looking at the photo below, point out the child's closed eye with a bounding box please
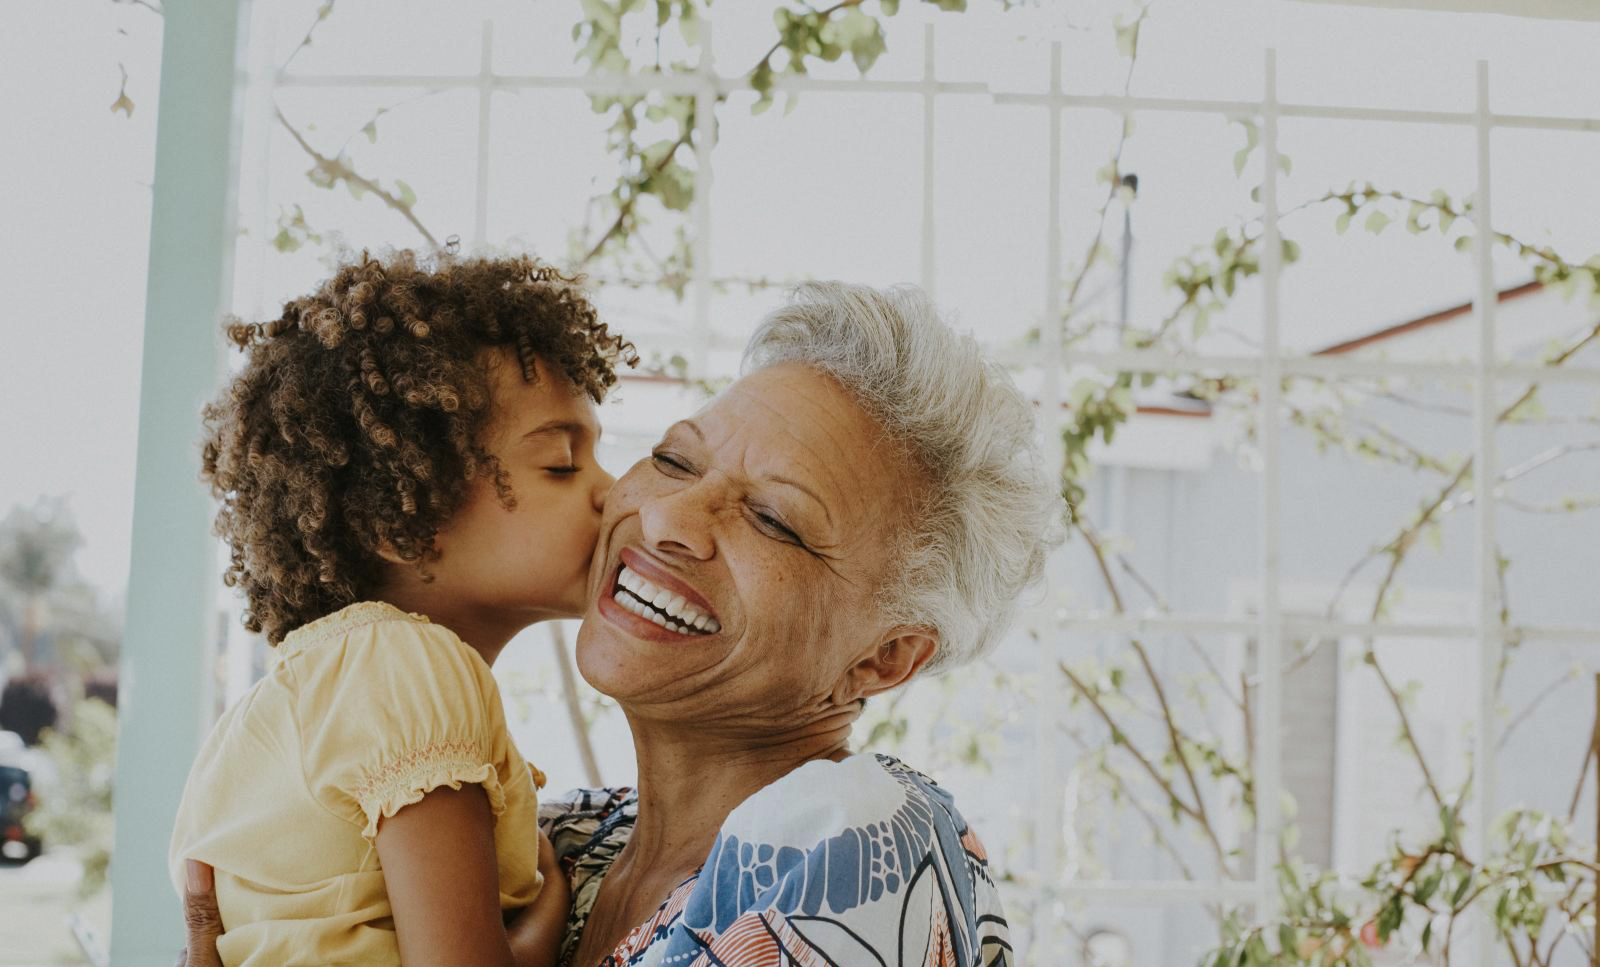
[545,465,580,475]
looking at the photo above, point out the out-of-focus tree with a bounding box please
[0,497,83,673]
[28,698,117,897]
[0,676,59,746]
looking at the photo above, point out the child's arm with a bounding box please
[377,784,560,967]
[506,831,572,966]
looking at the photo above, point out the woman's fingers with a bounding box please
[182,860,225,967]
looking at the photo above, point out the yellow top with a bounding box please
[169,601,545,967]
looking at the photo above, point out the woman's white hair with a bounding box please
[743,281,1063,674]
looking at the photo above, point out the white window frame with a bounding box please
[1287,0,1600,21]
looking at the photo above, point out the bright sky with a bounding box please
[2,0,1598,602]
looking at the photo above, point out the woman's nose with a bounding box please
[638,483,716,561]
[592,466,615,513]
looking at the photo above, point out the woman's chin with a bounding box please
[575,600,727,702]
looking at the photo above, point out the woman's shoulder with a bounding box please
[723,752,972,845]
[668,754,1010,964]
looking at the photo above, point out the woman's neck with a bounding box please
[615,710,857,878]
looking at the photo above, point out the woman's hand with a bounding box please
[506,830,572,967]
[177,860,224,967]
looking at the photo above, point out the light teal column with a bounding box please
[109,1,250,964]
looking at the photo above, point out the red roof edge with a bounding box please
[1312,280,1543,356]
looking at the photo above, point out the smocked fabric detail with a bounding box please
[352,738,505,840]
[277,601,431,660]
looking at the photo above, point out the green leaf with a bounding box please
[1276,924,1296,955]
[825,9,887,74]
[751,60,775,95]
[1415,870,1442,905]
[1336,210,1352,234]
[394,178,417,209]
[1277,153,1292,176]
[1114,17,1141,58]
[881,0,900,12]
[641,138,680,168]
[924,0,967,10]
[1455,234,1475,253]
[654,163,694,211]
[1364,210,1391,234]
[362,120,378,143]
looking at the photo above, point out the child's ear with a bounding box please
[374,538,431,567]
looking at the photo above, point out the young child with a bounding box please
[169,250,634,967]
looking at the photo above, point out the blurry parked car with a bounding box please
[0,762,41,863]
[0,729,45,863]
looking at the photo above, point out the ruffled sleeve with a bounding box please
[293,615,518,842]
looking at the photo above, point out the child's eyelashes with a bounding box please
[545,465,580,476]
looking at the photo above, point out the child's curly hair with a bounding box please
[201,250,636,645]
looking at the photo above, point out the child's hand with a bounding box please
[507,831,572,967]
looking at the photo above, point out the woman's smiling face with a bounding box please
[576,363,935,731]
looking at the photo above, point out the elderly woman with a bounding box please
[182,281,1059,966]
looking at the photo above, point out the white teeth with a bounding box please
[613,564,720,635]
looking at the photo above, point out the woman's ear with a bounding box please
[834,628,939,705]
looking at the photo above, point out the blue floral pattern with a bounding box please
[540,754,1012,967]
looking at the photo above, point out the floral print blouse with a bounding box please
[539,753,1013,967]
